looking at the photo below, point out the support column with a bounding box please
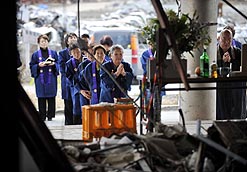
[179,0,218,121]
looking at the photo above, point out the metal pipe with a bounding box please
[195,135,247,165]
[222,0,247,20]
[77,0,80,37]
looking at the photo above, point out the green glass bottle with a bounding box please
[200,49,209,77]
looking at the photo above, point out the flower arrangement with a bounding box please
[141,9,211,57]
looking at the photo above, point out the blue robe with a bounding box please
[140,48,154,76]
[29,49,59,98]
[140,48,166,96]
[75,58,92,107]
[232,39,242,49]
[82,60,107,104]
[58,48,72,100]
[99,60,134,103]
[65,57,81,117]
[104,54,111,61]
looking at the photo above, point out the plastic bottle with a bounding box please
[200,49,209,77]
[210,60,218,78]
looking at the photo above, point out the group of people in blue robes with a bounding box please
[30,33,134,124]
[69,42,134,123]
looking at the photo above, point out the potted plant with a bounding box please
[141,9,212,79]
[141,9,211,57]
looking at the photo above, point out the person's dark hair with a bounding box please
[37,34,49,43]
[81,33,90,39]
[93,44,106,55]
[223,25,235,37]
[68,42,80,52]
[64,33,77,47]
[77,37,89,51]
[100,35,113,47]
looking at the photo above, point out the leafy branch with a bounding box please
[141,9,211,57]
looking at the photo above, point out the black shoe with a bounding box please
[48,118,52,121]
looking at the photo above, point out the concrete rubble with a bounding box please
[58,120,247,172]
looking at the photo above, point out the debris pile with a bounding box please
[59,120,247,172]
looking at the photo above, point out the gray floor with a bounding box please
[45,108,213,140]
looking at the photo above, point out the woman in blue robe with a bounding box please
[100,44,134,103]
[58,32,78,125]
[29,34,59,121]
[79,44,107,104]
[75,43,95,107]
[65,43,83,125]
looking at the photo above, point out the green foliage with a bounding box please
[141,9,211,57]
